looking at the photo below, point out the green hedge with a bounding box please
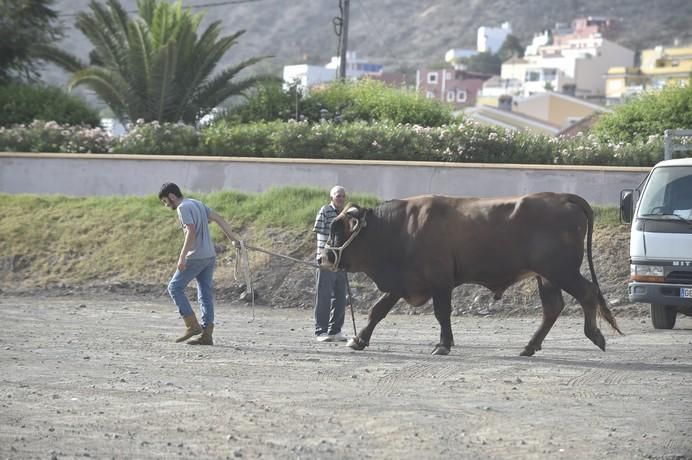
[221,79,455,127]
[0,83,100,127]
[0,119,668,166]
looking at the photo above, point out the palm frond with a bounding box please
[126,19,153,103]
[30,44,87,73]
[172,27,247,112]
[76,1,129,72]
[69,67,132,121]
[146,42,179,121]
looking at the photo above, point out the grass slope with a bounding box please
[0,188,380,288]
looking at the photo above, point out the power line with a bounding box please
[58,0,261,17]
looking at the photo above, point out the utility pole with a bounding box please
[338,0,350,80]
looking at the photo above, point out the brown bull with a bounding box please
[318,192,622,356]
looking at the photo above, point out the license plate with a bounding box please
[682,288,692,298]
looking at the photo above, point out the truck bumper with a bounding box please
[628,282,692,307]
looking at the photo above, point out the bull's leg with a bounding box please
[432,289,454,356]
[521,277,565,356]
[557,274,606,352]
[348,292,400,351]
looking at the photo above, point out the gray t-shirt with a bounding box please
[177,198,215,259]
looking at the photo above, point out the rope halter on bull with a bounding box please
[321,205,365,272]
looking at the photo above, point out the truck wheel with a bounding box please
[650,304,676,329]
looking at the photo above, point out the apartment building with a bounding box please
[499,17,633,99]
[416,68,491,109]
[605,43,692,102]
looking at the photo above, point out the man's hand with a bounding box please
[177,257,187,271]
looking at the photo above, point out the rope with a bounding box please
[346,276,357,337]
[242,243,319,269]
[232,241,357,335]
[234,241,255,322]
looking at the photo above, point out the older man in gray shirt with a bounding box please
[312,185,349,342]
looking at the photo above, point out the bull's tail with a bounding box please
[569,195,623,335]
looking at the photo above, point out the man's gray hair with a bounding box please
[330,185,346,198]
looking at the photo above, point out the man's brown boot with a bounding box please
[187,324,213,346]
[176,314,202,343]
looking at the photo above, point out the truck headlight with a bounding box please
[630,264,665,283]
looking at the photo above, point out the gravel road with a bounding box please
[1,296,690,459]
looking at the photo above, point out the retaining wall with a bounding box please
[0,153,650,205]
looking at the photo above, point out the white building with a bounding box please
[282,65,336,92]
[501,35,634,98]
[283,51,383,93]
[477,22,512,54]
[446,22,512,68]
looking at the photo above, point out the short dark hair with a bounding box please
[158,182,182,199]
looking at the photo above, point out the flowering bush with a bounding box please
[112,119,199,155]
[0,120,111,153]
[0,119,670,166]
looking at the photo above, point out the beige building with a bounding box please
[465,92,611,136]
[606,43,692,102]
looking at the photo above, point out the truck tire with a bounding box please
[650,304,676,329]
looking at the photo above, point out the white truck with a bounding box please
[620,157,692,328]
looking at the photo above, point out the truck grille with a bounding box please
[666,271,692,285]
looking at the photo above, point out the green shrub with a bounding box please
[112,120,199,155]
[0,83,100,127]
[300,80,454,126]
[202,120,280,156]
[592,82,692,144]
[222,80,301,124]
[0,120,110,153]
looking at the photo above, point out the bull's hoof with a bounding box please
[347,337,367,351]
[519,347,536,357]
[432,345,450,355]
[590,332,606,352]
[520,341,541,356]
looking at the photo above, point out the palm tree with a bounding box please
[40,0,270,124]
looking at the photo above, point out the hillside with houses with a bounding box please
[44,0,692,137]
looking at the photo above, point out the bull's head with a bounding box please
[318,204,367,271]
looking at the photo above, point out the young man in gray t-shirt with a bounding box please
[159,182,241,345]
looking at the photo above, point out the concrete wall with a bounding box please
[0,153,650,205]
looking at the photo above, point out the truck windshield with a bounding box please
[637,166,692,221]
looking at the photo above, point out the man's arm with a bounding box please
[208,211,241,244]
[178,223,196,271]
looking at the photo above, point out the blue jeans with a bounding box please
[167,257,216,328]
[314,269,347,336]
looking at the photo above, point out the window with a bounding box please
[446,91,455,102]
[456,89,467,102]
[637,166,692,218]
[426,91,435,99]
[428,72,438,84]
[526,70,541,82]
[446,71,452,80]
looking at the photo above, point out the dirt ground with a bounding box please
[1,296,690,460]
